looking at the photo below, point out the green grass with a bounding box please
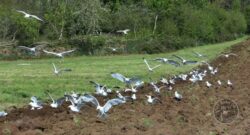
[0,36,248,109]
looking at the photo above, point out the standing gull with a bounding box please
[29,96,43,110]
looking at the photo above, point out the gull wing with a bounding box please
[52,63,57,71]
[143,58,151,69]
[61,49,76,56]
[16,10,28,15]
[185,60,198,65]
[30,15,43,22]
[228,53,237,56]
[81,94,99,107]
[18,46,32,51]
[31,96,38,103]
[172,55,184,61]
[103,98,125,113]
[61,68,72,72]
[45,91,55,103]
[111,72,126,82]
[43,50,58,56]
[90,81,100,86]
[151,64,161,70]
[55,97,65,105]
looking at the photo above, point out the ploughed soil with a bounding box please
[0,40,250,135]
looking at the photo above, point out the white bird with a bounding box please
[117,29,130,35]
[206,81,212,88]
[211,67,218,75]
[172,55,198,65]
[0,111,7,117]
[160,77,169,85]
[227,80,233,88]
[68,98,84,112]
[217,80,222,86]
[43,49,76,58]
[16,10,43,22]
[85,95,126,118]
[145,95,161,104]
[108,47,118,52]
[201,61,213,71]
[150,82,166,93]
[219,53,237,58]
[131,93,136,100]
[111,72,143,87]
[174,91,182,101]
[45,92,65,108]
[52,63,72,75]
[143,58,161,72]
[90,81,108,97]
[29,96,43,110]
[18,45,44,54]
[124,86,138,93]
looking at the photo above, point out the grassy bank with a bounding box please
[0,36,248,109]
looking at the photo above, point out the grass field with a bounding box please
[0,36,248,109]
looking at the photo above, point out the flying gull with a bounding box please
[16,10,43,22]
[143,58,161,72]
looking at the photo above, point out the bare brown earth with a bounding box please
[0,40,249,135]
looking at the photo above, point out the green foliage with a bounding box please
[0,0,248,54]
[244,5,250,33]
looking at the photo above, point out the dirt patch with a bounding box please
[0,40,250,135]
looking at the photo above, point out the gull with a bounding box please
[217,80,222,86]
[227,80,233,89]
[0,111,7,117]
[43,49,76,58]
[68,96,84,112]
[160,77,169,85]
[16,10,43,22]
[192,51,206,57]
[90,81,108,96]
[117,29,130,35]
[174,91,182,101]
[29,96,43,110]
[116,91,133,102]
[45,92,65,108]
[206,81,212,88]
[172,55,198,65]
[131,93,136,100]
[124,86,138,93]
[108,47,118,52]
[154,58,168,63]
[143,58,161,72]
[169,78,175,85]
[219,53,237,58]
[52,63,72,75]
[201,61,213,71]
[211,67,218,75]
[85,95,126,118]
[18,45,45,54]
[111,72,144,87]
[154,58,180,67]
[145,95,162,104]
[150,82,166,93]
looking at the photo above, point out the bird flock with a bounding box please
[0,49,237,119]
[0,10,238,119]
